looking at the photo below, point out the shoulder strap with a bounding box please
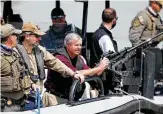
[16,44,33,74]
[144,10,156,35]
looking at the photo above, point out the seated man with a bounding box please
[45,33,109,105]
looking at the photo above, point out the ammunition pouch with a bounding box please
[1,76,21,92]
[21,76,31,90]
[1,53,31,92]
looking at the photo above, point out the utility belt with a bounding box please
[1,92,43,111]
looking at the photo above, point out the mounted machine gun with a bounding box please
[102,32,163,97]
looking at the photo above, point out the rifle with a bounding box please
[102,32,163,88]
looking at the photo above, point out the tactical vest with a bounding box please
[16,44,45,82]
[45,48,85,98]
[133,8,162,41]
[90,24,118,67]
[0,46,31,92]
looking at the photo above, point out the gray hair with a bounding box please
[64,33,82,46]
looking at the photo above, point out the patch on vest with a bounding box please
[132,18,141,27]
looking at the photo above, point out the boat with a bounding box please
[1,1,163,114]
[2,95,163,114]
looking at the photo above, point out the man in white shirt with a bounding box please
[90,8,118,68]
[90,8,118,95]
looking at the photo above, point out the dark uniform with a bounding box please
[40,24,81,53]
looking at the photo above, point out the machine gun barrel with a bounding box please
[102,32,163,61]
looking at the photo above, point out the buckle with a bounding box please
[7,99,12,106]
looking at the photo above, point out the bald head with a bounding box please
[102,8,117,23]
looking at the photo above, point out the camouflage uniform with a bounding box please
[40,24,81,53]
[129,7,163,46]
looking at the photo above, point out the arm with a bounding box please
[79,57,109,76]
[55,55,106,76]
[38,45,75,77]
[99,35,115,53]
[129,11,148,46]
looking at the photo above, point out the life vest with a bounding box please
[16,44,45,82]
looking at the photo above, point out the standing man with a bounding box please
[0,24,38,112]
[90,8,118,68]
[40,8,81,52]
[16,22,85,108]
[90,8,118,95]
[129,0,163,46]
[45,33,109,105]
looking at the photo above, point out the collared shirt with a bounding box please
[99,29,115,53]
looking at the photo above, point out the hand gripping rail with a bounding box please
[68,76,104,105]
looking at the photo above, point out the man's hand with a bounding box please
[31,83,40,91]
[73,71,85,84]
[99,57,110,69]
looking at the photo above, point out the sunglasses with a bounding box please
[51,15,64,20]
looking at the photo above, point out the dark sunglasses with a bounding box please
[51,15,64,20]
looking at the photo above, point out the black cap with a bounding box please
[51,8,65,19]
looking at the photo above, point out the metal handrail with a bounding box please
[68,76,104,102]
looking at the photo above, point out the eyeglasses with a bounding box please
[51,15,64,20]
